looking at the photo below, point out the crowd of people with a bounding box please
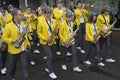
[0,0,116,80]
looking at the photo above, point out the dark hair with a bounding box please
[76,0,81,5]
[88,15,97,23]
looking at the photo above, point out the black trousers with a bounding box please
[0,49,7,70]
[42,44,56,73]
[99,35,112,59]
[60,44,78,68]
[84,41,101,63]
[75,23,85,50]
[9,51,29,80]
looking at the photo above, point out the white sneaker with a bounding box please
[95,56,103,61]
[67,52,72,56]
[106,59,116,63]
[84,61,91,65]
[56,51,61,55]
[97,62,105,67]
[43,56,47,59]
[73,67,82,72]
[76,47,81,50]
[30,61,35,66]
[1,69,6,75]
[80,50,85,54]
[61,65,67,70]
[3,67,7,72]
[33,49,40,54]
[45,68,49,73]
[49,72,57,79]
[37,43,40,46]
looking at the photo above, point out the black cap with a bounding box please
[42,6,51,13]
[66,11,73,17]
[8,4,13,9]
[89,12,96,17]
[103,5,111,11]
[11,8,18,16]
[56,0,63,4]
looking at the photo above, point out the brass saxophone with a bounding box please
[14,23,29,48]
[48,24,58,46]
[64,25,79,47]
[102,18,117,38]
[93,29,103,44]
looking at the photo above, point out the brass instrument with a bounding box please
[102,18,117,38]
[64,25,79,47]
[48,24,58,46]
[93,29,103,44]
[14,23,29,48]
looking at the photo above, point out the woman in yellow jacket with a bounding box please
[37,6,58,79]
[2,8,29,80]
[59,11,82,72]
[84,12,105,67]
[96,5,115,63]
[74,1,90,53]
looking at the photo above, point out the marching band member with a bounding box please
[74,0,90,53]
[37,6,58,79]
[84,12,105,66]
[96,5,116,63]
[2,8,29,80]
[59,11,82,72]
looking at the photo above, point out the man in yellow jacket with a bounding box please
[96,5,116,63]
[74,1,90,53]
[2,8,29,80]
[59,11,82,72]
[37,6,58,79]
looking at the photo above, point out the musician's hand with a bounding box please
[102,29,107,33]
[64,40,68,45]
[44,38,52,43]
[12,38,19,43]
[54,28,58,35]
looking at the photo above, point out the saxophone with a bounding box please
[102,18,117,38]
[48,24,58,46]
[64,25,79,47]
[14,23,29,48]
[93,29,103,44]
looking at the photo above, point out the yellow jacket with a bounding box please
[37,16,58,45]
[59,21,74,44]
[85,22,98,42]
[2,21,30,54]
[74,8,90,25]
[53,8,66,26]
[96,14,110,30]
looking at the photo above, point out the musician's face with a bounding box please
[104,11,110,15]
[26,8,31,14]
[45,11,51,18]
[15,10,23,21]
[93,15,96,21]
[66,16,72,22]
[57,3,63,8]
[77,2,81,8]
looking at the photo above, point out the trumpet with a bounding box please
[64,25,79,47]
[102,18,117,38]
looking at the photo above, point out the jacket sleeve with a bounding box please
[2,25,12,44]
